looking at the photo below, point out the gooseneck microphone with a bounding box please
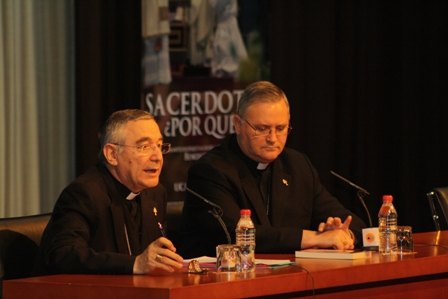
[330,170,373,227]
[186,187,232,244]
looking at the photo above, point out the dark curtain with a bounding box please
[75,0,141,174]
[271,0,448,232]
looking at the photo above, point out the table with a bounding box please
[4,231,448,299]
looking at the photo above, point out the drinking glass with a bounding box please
[216,244,241,272]
[396,226,414,255]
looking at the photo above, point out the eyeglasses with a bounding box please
[240,117,292,137]
[113,143,171,154]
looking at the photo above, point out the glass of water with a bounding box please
[396,226,415,255]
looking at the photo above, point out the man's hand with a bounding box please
[318,215,352,232]
[133,237,184,274]
[302,216,355,250]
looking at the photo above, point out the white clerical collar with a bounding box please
[126,192,140,200]
[257,163,269,170]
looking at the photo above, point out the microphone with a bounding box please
[186,187,232,244]
[330,170,373,227]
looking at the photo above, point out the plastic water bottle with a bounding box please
[378,194,398,255]
[235,209,256,271]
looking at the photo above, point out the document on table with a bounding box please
[184,256,294,267]
[256,258,295,267]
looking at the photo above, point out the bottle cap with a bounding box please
[240,209,251,216]
[382,195,393,202]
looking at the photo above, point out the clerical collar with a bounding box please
[99,164,140,202]
[230,135,271,171]
[257,163,270,170]
[126,192,140,200]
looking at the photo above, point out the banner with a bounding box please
[144,86,244,201]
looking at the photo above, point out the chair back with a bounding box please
[0,213,51,282]
[427,187,448,230]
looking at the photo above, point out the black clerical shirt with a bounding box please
[123,194,142,255]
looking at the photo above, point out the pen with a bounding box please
[153,207,166,237]
[158,221,166,237]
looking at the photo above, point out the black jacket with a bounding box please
[33,164,166,275]
[180,134,366,258]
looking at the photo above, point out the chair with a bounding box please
[0,213,51,298]
[426,187,448,230]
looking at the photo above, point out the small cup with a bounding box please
[216,244,241,272]
[396,226,414,255]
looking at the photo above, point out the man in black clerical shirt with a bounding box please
[180,81,366,258]
[34,109,183,275]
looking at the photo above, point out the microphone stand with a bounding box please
[355,190,372,228]
[330,170,373,227]
[186,187,232,244]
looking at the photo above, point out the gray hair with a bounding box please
[237,81,289,117]
[98,109,155,163]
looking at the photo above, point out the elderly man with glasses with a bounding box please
[34,109,183,275]
[180,81,366,258]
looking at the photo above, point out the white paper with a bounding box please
[184,256,293,266]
